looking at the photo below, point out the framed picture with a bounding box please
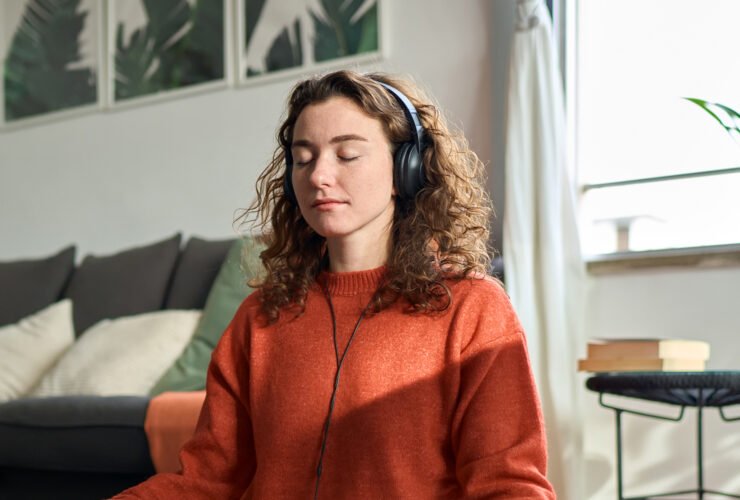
[2,0,101,125]
[1,0,381,128]
[238,0,382,84]
[109,0,227,105]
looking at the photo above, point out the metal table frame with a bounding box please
[588,372,740,500]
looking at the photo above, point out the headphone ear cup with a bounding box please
[284,149,297,205]
[394,143,424,200]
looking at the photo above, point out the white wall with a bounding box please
[0,0,493,261]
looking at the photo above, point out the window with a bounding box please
[571,0,740,258]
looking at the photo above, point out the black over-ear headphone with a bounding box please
[283,81,427,205]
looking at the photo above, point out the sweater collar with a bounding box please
[318,265,387,296]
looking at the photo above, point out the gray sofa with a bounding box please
[0,236,504,500]
[0,234,235,500]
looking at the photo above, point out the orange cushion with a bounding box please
[144,391,206,473]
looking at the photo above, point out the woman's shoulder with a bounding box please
[446,273,509,306]
[445,275,524,348]
[233,288,264,319]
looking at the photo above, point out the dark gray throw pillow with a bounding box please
[165,237,235,310]
[0,246,76,327]
[63,234,182,335]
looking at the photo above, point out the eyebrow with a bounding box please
[292,134,368,148]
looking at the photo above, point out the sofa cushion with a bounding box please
[0,246,75,327]
[0,395,154,474]
[31,310,201,397]
[0,300,75,402]
[145,390,206,473]
[150,237,263,395]
[0,469,152,500]
[165,237,235,310]
[63,234,181,334]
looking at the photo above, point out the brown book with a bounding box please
[577,357,705,373]
[586,339,710,361]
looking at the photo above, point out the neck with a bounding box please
[326,231,391,273]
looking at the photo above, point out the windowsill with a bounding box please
[585,243,740,274]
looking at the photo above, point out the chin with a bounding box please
[310,226,351,239]
[303,211,354,235]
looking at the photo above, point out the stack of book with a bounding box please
[578,338,710,372]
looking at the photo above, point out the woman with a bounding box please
[115,70,555,498]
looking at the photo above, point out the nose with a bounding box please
[307,153,337,189]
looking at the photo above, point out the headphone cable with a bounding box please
[313,288,371,500]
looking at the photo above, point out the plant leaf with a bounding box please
[264,18,302,72]
[4,0,96,121]
[180,0,225,83]
[311,0,377,62]
[115,23,160,99]
[142,0,191,90]
[355,3,378,54]
[684,97,740,143]
[115,0,225,100]
[245,0,267,50]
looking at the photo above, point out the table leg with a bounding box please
[697,399,704,499]
[616,408,624,500]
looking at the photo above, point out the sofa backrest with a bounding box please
[63,234,183,334]
[0,246,76,327]
[164,237,234,311]
[0,235,236,335]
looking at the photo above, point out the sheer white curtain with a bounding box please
[503,0,586,498]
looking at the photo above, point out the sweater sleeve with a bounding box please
[112,300,256,500]
[451,288,555,498]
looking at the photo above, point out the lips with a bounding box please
[312,198,346,208]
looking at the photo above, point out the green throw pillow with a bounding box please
[150,237,263,395]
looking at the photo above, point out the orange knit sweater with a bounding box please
[115,267,555,499]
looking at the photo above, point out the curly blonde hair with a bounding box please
[239,70,492,323]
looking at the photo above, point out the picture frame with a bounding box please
[1,0,103,128]
[237,0,383,86]
[0,0,383,129]
[107,0,229,108]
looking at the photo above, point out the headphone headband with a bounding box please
[376,81,424,154]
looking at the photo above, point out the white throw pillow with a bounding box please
[31,309,201,397]
[0,299,75,402]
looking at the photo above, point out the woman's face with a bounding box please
[290,96,395,246]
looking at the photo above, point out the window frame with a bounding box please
[564,0,740,272]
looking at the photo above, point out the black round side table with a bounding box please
[586,371,740,500]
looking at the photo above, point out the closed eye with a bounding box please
[339,156,359,162]
[293,155,313,167]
